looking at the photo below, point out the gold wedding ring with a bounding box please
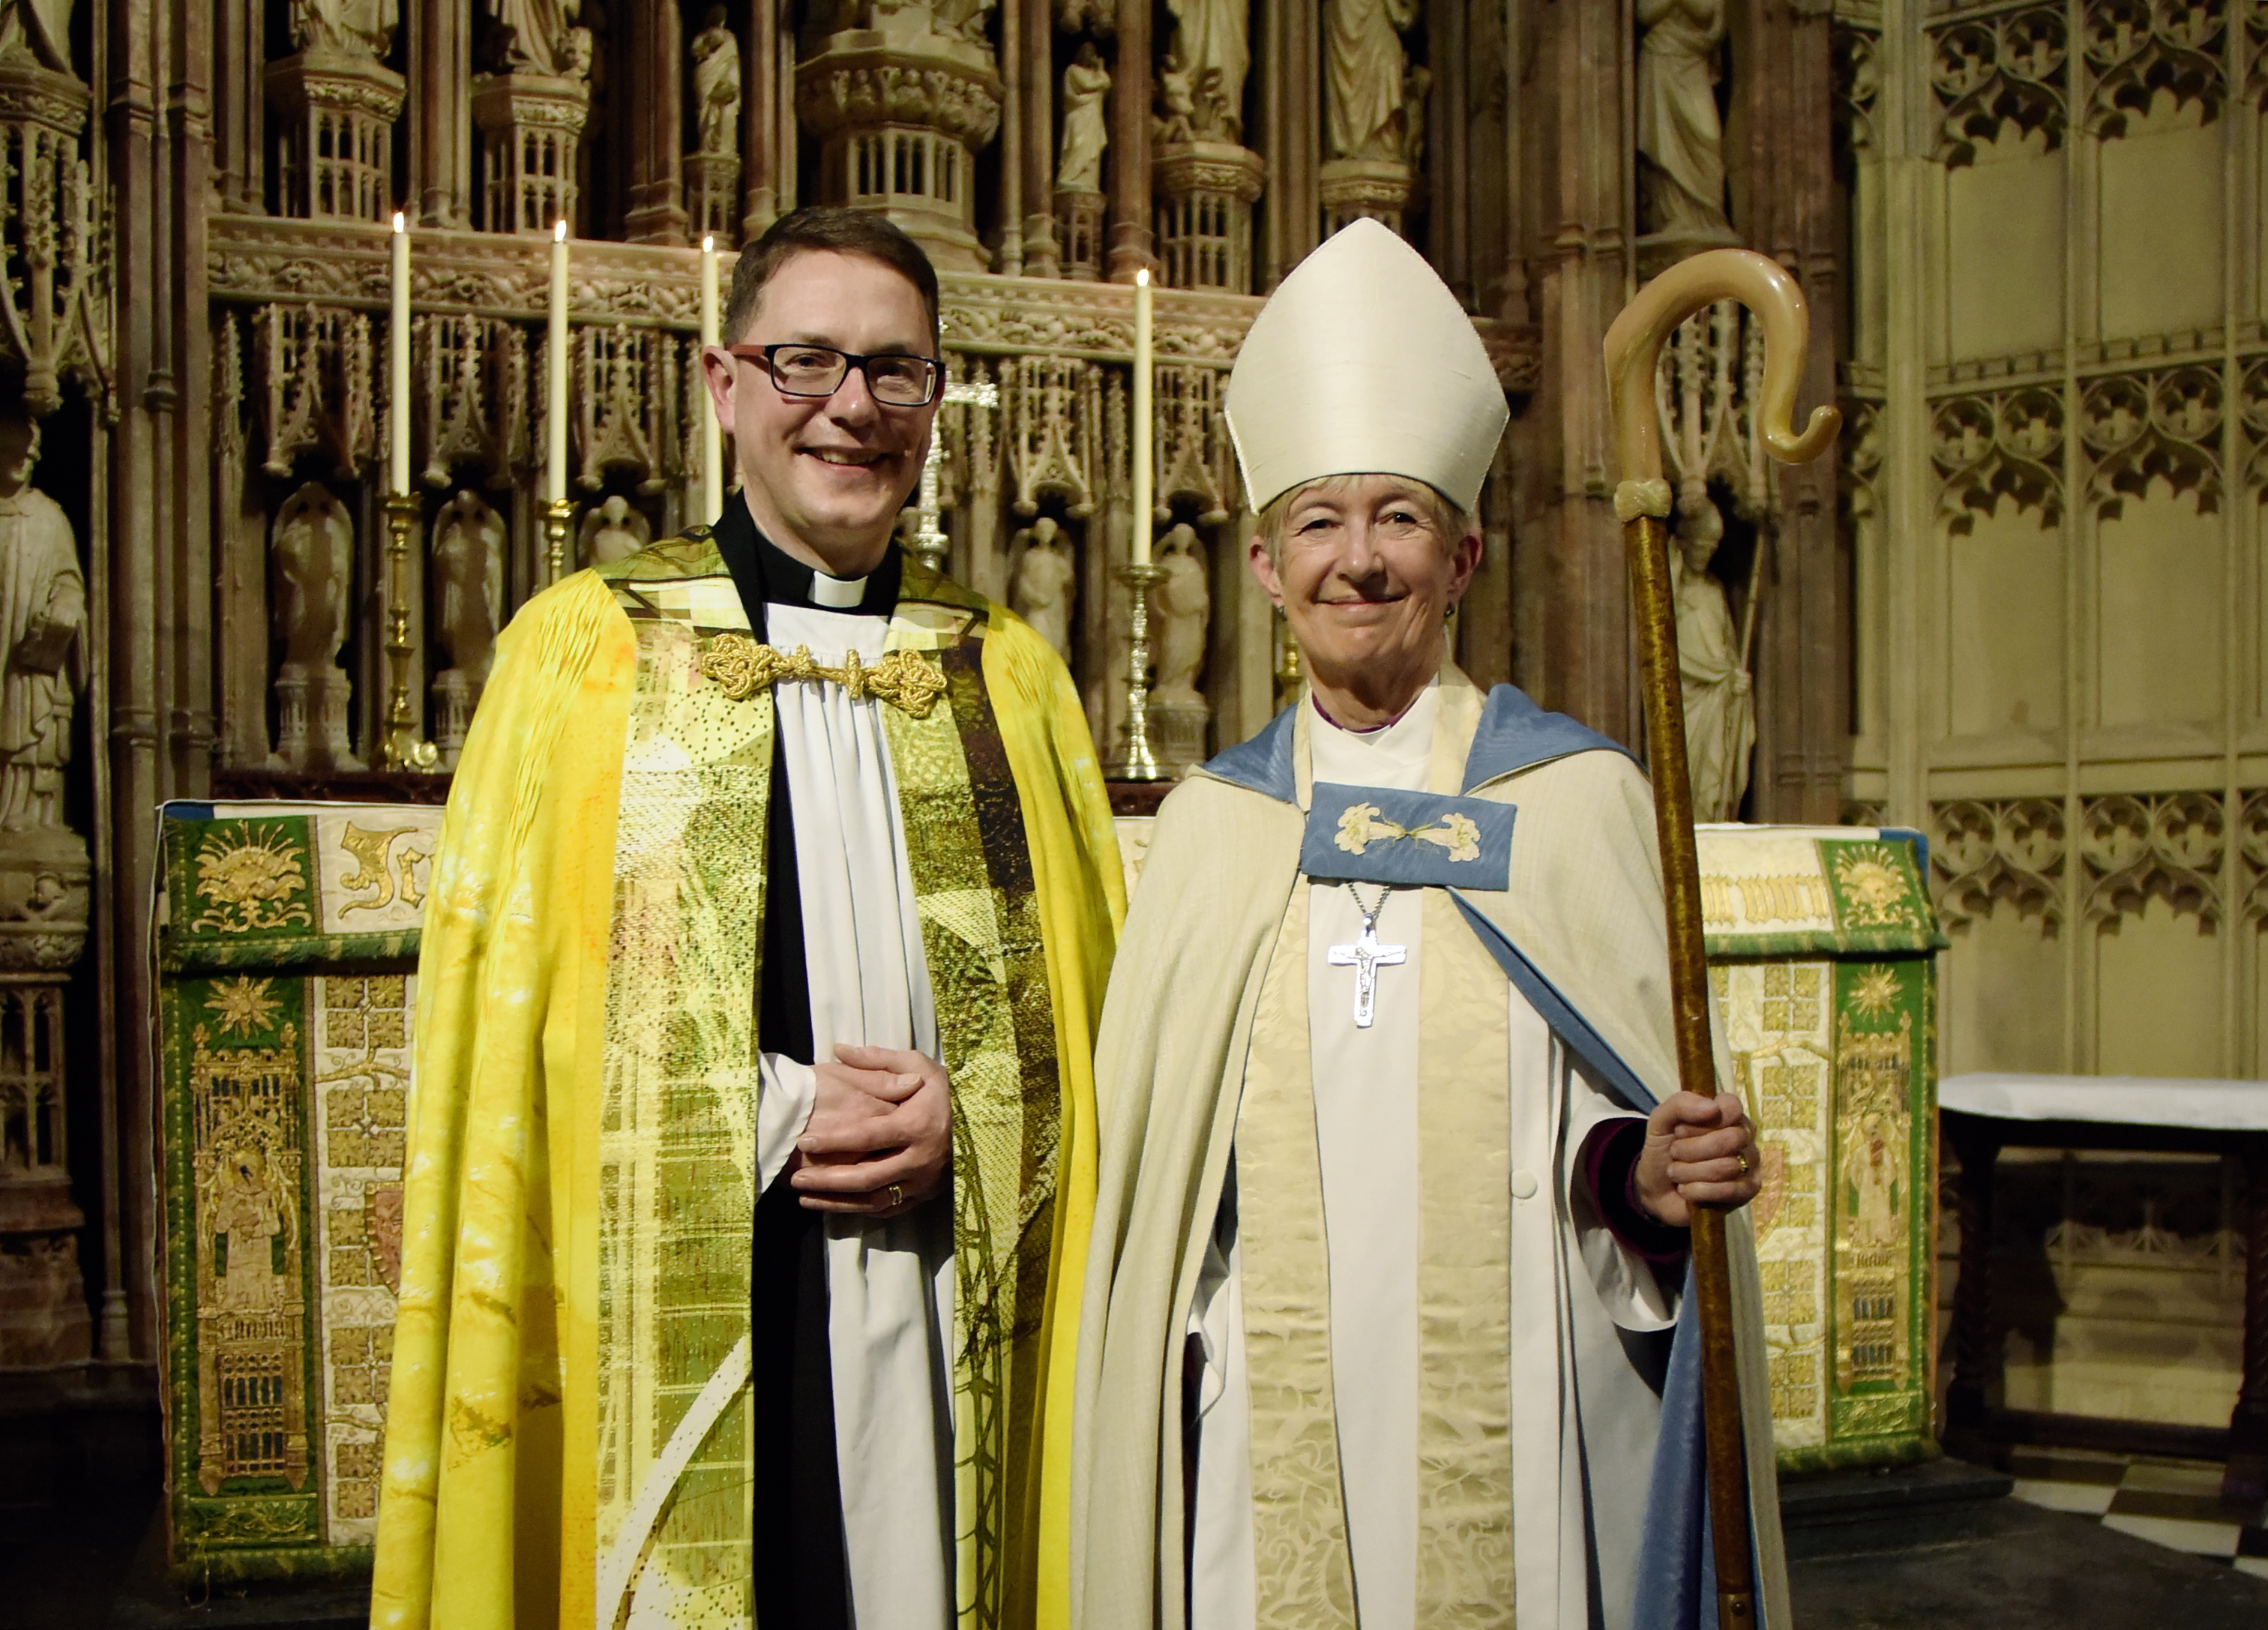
[1734,1152,1750,1176]
[888,1183,905,1209]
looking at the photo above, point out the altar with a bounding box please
[154,800,439,1583]
[1696,823,1945,1472]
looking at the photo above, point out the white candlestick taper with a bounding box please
[1132,267,1153,565]
[700,234,723,522]
[547,218,570,505]
[390,212,410,496]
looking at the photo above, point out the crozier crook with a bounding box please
[1603,248,1838,1630]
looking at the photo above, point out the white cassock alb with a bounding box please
[746,590,955,1630]
[1186,681,1680,1630]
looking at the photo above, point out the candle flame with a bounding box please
[702,234,715,253]
[392,211,405,234]
[1136,268,1149,287]
[555,219,568,243]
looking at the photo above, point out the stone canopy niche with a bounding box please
[795,1,1004,272]
[472,0,597,233]
[0,410,91,1372]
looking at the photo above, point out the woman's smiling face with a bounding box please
[1249,473,1480,721]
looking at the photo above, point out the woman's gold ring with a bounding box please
[888,1183,905,1209]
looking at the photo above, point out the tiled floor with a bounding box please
[2009,1447,2268,1579]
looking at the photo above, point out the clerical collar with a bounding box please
[1309,680,1438,794]
[709,498,902,632]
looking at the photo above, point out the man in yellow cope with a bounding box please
[372,208,1122,1630]
[1071,218,1784,1630]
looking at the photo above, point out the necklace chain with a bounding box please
[1346,880,1392,923]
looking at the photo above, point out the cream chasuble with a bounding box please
[1185,679,1682,1630]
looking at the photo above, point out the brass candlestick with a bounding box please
[380,491,439,771]
[544,495,576,583]
[1111,559,1165,781]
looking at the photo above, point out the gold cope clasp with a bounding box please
[698,633,948,718]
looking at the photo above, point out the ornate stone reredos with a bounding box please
[470,70,594,136]
[263,49,409,122]
[0,825,88,972]
[1318,155,1417,211]
[0,58,85,136]
[1152,139,1266,205]
[795,17,1005,148]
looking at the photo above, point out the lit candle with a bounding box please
[1132,268,1153,566]
[700,234,723,522]
[390,212,410,496]
[548,218,570,506]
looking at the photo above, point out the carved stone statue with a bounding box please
[269,481,361,772]
[928,0,998,45]
[0,0,74,71]
[584,494,649,565]
[1155,54,1196,146]
[1152,523,1209,700]
[1164,0,1247,142]
[291,0,399,58]
[690,4,741,156]
[1636,0,1734,241]
[0,416,80,837]
[1670,481,1753,822]
[432,493,502,685]
[1402,61,1431,168]
[825,0,995,44]
[1324,0,1419,162]
[487,0,590,80]
[1009,516,1076,662]
[430,493,505,770]
[1057,40,1111,194]
[1053,0,1110,34]
[0,407,88,1369]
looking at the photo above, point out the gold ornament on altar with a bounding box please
[697,635,948,718]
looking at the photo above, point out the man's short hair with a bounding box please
[1254,474,1472,562]
[724,206,942,349]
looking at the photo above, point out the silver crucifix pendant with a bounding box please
[1327,915,1407,1028]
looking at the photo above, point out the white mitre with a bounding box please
[1224,217,1508,516]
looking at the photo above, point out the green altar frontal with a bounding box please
[1698,823,1946,1473]
[154,801,440,1584]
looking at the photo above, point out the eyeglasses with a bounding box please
[725,343,942,406]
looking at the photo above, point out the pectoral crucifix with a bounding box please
[1328,903,1405,1029]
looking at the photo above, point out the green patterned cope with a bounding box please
[592,538,1062,1626]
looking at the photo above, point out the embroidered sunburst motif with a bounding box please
[208,975,283,1038]
[189,825,313,935]
[1832,844,1916,929]
[1849,966,1901,1023]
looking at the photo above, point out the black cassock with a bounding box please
[712,500,904,1630]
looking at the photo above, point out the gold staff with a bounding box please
[1604,250,1838,1629]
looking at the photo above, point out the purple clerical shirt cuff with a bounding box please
[1580,1117,1691,1263]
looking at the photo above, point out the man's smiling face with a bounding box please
[703,248,939,576]
[1249,473,1480,710]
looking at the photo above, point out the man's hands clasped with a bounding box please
[789,1043,951,1220]
[1633,1090,1762,1229]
